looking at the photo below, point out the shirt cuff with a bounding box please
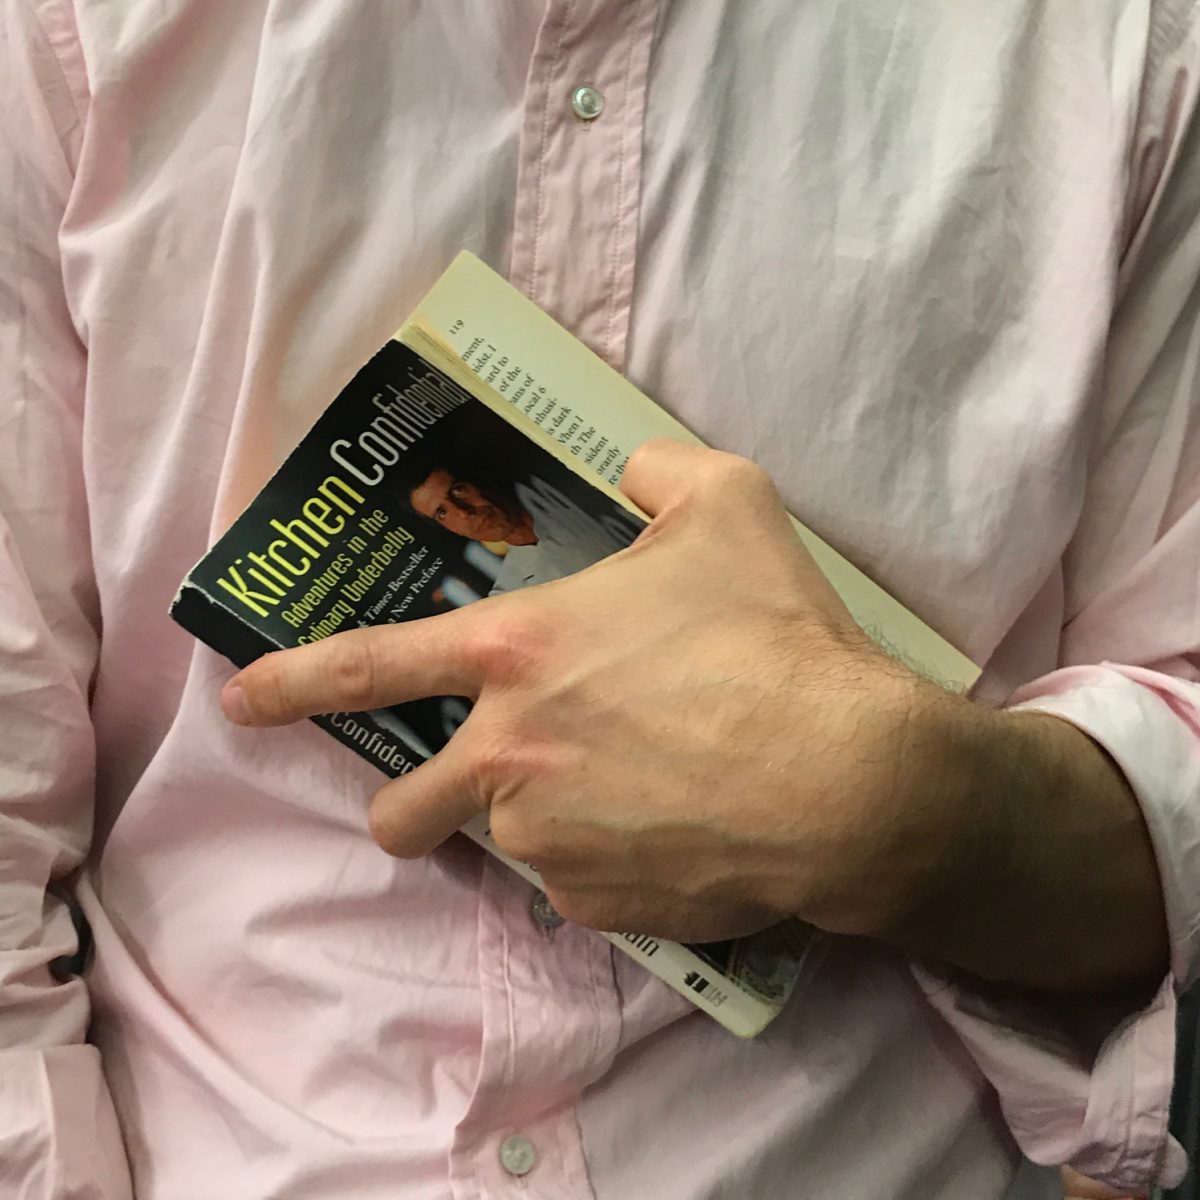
[914,662,1200,1192]
[1010,663,1200,992]
[912,965,1183,1191]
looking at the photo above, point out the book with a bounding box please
[172,252,981,1037]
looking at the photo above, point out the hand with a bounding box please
[221,441,936,943]
[220,442,1165,993]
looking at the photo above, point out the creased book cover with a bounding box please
[172,337,818,1037]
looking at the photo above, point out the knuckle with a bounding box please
[546,890,608,931]
[245,652,291,719]
[624,439,661,480]
[467,610,551,685]
[367,796,403,855]
[327,634,379,711]
[464,725,527,793]
[701,450,774,499]
[487,806,544,866]
[367,784,426,859]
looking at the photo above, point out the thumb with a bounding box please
[619,439,782,523]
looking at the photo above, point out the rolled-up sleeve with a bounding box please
[1,1,131,1195]
[920,665,1197,1190]
[916,3,1200,1191]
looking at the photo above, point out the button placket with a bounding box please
[449,7,661,1197]
[509,0,661,370]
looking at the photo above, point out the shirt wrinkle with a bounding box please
[2,3,1198,1198]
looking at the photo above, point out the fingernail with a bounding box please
[221,682,253,725]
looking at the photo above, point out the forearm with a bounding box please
[877,683,1169,995]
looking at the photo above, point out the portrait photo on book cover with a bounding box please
[390,400,645,599]
[361,398,645,757]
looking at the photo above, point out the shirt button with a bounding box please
[499,1133,537,1177]
[570,84,605,121]
[530,890,565,930]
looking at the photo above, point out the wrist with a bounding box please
[848,673,998,946]
[788,655,973,942]
[864,688,1168,992]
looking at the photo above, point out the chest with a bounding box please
[69,0,1142,661]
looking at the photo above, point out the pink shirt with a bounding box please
[3,2,1199,1197]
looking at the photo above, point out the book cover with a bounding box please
[173,336,817,1037]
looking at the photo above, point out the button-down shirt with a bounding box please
[3,2,1199,1197]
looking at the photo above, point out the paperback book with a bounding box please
[172,253,979,1036]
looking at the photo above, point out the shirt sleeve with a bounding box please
[914,2,1200,1191]
[0,2,132,1195]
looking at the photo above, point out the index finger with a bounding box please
[220,607,484,726]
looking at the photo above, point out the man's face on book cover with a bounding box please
[410,468,523,543]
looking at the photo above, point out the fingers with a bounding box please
[618,439,706,517]
[538,880,778,944]
[221,607,484,726]
[1060,1169,1140,1200]
[368,738,482,858]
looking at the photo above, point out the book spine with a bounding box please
[171,583,286,669]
